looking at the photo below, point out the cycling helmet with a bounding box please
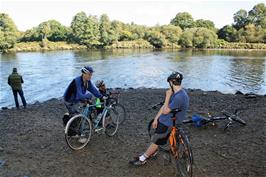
[95,80,105,88]
[81,66,94,74]
[167,71,183,85]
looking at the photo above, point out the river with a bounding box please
[0,49,265,108]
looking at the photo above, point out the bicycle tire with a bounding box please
[175,129,193,177]
[65,114,92,150]
[232,117,246,126]
[103,107,119,137]
[112,103,126,124]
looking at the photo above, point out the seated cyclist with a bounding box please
[129,71,189,166]
[62,66,103,126]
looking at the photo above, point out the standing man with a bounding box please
[8,68,27,109]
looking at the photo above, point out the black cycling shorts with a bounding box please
[150,122,172,145]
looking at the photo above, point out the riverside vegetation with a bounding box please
[0,3,265,52]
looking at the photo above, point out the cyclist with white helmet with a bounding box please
[62,66,103,126]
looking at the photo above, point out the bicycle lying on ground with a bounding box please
[184,109,247,131]
[152,102,247,131]
[65,92,126,150]
[149,103,193,177]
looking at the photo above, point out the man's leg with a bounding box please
[144,143,158,157]
[12,90,19,108]
[18,90,27,108]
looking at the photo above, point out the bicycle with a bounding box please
[183,109,247,131]
[103,91,126,124]
[64,95,122,150]
[149,103,193,177]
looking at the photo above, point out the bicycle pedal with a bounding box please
[95,128,104,133]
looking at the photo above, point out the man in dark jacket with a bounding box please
[8,68,27,109]
[62,66,103,126]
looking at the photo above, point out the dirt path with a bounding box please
[0,89,265,177]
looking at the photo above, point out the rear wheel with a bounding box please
[103,107,119,136]
[175,129,193,177]
[65,114,92,150]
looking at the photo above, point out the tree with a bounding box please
[179,28,217,48]
[248,3,266,28]
[144,30,167,48]
[38,21,51,40]
[170,12,194,30]
[160,25,182,44]
[99,14,113,46]
[217,25,238,42]
[0,13,18,50]
[70,12,100,48]
[194,19,216,30]
[20,27,41,42]
[233,9,248,30]
[238,24,265,43]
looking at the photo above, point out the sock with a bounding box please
[139,153,148,161]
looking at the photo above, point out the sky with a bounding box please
[0,0,264,31]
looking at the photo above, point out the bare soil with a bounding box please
[0,89,265,177]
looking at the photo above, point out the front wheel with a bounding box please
[175,129,193,177]
[232,117,246,126]
[65,114,92,150]
[103,107,119,136]
[113,103,126,124]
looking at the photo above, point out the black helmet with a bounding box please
[167,72,183,85]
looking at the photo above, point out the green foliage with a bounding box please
[238,24,265,43]
[20,27,41,41]
[233,9,248,30]
[170,12,194,30]
[218,25,238,42]
[20,20,69,42]
[248,3,266,28]
[179,28,217,48]
[99,14,117,47]
[217,40,266,49]
[144,30,167,48]
[70,12,101,48]
[194,19,216,30]
[0,13,18,51]
[9,41,87,52]
[159,25,182,44]
[108,39,153,49]
[2,3,266,52]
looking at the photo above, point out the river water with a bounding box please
[0,49,265,108]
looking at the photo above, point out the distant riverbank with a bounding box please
[5,41,266,53]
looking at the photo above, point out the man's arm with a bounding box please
[162,89,173,114]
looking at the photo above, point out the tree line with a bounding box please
[0,3,265,51]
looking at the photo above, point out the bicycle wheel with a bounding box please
[175,129,193,177]
[65,114,92,150]
[103,107,119,137]
[112,103,126,124]
[232,117,246,126]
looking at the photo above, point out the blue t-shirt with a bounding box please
[159,89,189,127]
